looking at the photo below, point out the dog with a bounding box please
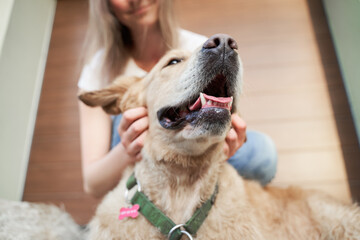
[79,34,360,240]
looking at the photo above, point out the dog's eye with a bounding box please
[165,58,182,67]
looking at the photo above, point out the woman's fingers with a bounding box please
[118,107,148,137]
[124,130,147,158]
[231,114,247,145]
[115,107,149,162]
[118,107,148,147]
[223,141,230,159]
[120,116,149,149]
[225,128,239,158]
[135,152,143,162]
[224,114,247,158]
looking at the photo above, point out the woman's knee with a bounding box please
[228,130,278,185]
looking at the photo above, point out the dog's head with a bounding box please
[80,34,242,157]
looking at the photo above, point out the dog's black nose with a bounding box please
[203,34,238,51]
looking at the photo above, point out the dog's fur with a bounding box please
[79,35,360,240]
[0,199,84,240]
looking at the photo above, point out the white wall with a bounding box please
[0,0,56,200]
[0,0,15,56]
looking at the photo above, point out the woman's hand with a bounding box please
[118,107,149,163]
[224,114,247,159]
[118,108,244,162]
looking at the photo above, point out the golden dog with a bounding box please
[80,34,360,240]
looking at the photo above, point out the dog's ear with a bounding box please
[78,76,142,115]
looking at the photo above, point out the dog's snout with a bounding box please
[203,34,238,51]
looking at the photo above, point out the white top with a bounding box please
[78,29,207,91]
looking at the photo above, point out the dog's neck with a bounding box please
[133,140,225,224]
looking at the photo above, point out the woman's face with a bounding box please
[109,0,160,29]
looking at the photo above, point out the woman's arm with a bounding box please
[78,101,145,198]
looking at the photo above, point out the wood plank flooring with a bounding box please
[23,0,100,224]
[23,0,360,224]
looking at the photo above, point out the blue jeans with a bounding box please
[111,114,277,185]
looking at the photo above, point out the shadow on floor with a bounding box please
[306,0,360,202]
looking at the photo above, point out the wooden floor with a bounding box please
[23,0,360,224]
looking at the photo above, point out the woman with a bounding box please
[78,0,277,198]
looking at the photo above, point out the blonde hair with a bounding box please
[83,0,178,81]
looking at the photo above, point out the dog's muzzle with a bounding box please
[157,34,240,130]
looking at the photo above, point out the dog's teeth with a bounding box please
[200,93,206,106]
[207,100,212,106]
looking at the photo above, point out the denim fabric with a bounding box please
[111,114,277,185]
[111,114,122,149]
[227,130,277,185]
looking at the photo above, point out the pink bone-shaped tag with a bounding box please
[118,204,140,220]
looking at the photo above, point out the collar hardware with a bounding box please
[168,224,193,240]
[124,175,141,205]
[125,173,218,240]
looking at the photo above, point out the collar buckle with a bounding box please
[168,224,193,240]
[124,177,142,204]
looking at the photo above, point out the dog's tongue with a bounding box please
[189,93,233,111]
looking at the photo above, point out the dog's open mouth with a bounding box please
[157,74,234,129]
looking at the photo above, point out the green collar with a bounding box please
[126,173,218,240]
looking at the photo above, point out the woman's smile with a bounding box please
[128,2,153,15]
